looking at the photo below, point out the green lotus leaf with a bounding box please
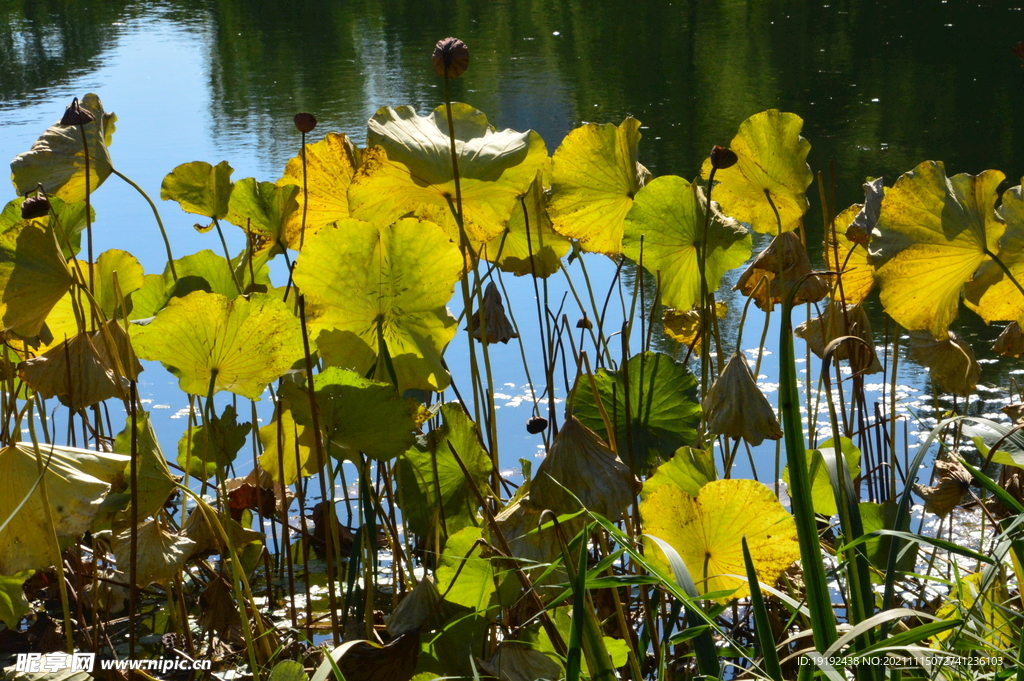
[641,447,717,500]
[160,160,234,222]
[294,218,462,393]
[700,110,812,234]
[870,161,1004,338]
[548,117,644,255]
[783,437,861,517]
[483,169,570,277]
[225,177,299,255]
[128,249,271,321]
[349,104,548,245]
[965,181,1024,323]
[571,351,701,474]
[131,291,303,400]
[258,403,320,485]
[113,519,195,587]
[824,203,875,305]
[859,500,917,581]
[0,443,128,574]
[622,175,751,311]
[277,132,360,250]
[177,404,250,481]
[284,367,418,461]
[113,411,177,519]
[0,196,87,259]
[0,570,33,629]
[436,526,499,612]
[11,94,117,202]
[76,249,145,319]
[0,219,74,338]
[395,403,491,538]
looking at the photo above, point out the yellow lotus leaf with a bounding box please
[482,169,569,277]
[0,443,128,574]
[130,291,304,400]
[640,479,799,602]
[349,104,547,246]
[870,161,1004,339]
[548,117,644,255]
[113,519,195,587]
[0,571,34,629]
[10,93,117,202]
[0,195,89,260]
[224,178,299,255]
[293,218,462,393]
[160,160,234,223]
[908,330,980,396]
[622,175,751,312]
[662,303,727,354]
[934,572,1015,650]
[965,181,1024,323]
[258,402,321,485]
[824,203,875,305]
[0,220,74,338]
[277,132,361,250]
[699,110,813,234]
[19,327,131,410]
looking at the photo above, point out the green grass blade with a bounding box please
[742,536,784,681]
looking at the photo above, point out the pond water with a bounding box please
[2,0,1023,483]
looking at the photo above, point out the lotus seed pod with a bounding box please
[432,37,469,78]
[709,145,738,170]
[20,195,51,220]
[575,315,592,330]
[293,112,317,134]
[526,416,548,434]
[702,351,782,446]
[60,97,95,126]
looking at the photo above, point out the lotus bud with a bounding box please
[794,300,882,374]
[913,458,972,518]
[293,112,317,134]
[844,177,883,244]
[466,281,518,344]
[20,195,51,220]
[530,415,637,521]
[992,321,1024,357]
[432,37,470,78]
[60,97,95,126]
[735,230,830,311]
[526,415,548,434]
[909,330,980,397]
[575,314,592,330]
[709,145,738,170]
[703,351,783,446]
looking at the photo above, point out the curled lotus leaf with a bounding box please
[641,478,799,602]
[0,219,74,338]
[495,496,581,571]
[113,519,195,587]
[702,351,782,446]
[277,132,361,250]
[623,175,751,312]
[699,110,813,234]
[484,169,569,277]
[181,506,264,560]
[387,575,442,637]
[965,181,1024,324]
[871,161,1005,339]
[349,104,547,246]
[294,218,462,393]
[465,281,518,345]
[530,415,636,521]
[0,443,128,574]
[908,330,980,397]
[548,117,644,255]
[0,195,88,259]
[178,404,250,482]
[130,291,304,400]
[478,642,562,681]
[824,203,875,305]
[224,178,299,255]
[794,300,882,375]
[160,160,234,222]
[736,230,829,311]
[845,177,884,243]
[914,458,972,518]
[112,411,177,519]
[11,93,117,202]
[993,321,1024,357]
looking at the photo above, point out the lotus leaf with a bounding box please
[478,642,562,681]
[494,497,573,570]
[436,526,497,612]
[703,351,782,446]
[641,479,799,602]
[178,404,250,481]
[934,572,1014,649]
[181,506,264,559]
[485,170,569,277]
[19,329,130,411]
[908,330,980,396]
[225,177,299,254]
[11,93,117,202]
[294,218,462,393]
[0,195,87,259]
[824,203,875,305]
[0,219,74,338]
[113,519,195,587]
[736,230,829,311]
[548,117,644,254]
[699,110,812,234]
[349,104,547,245]
[661,302,727,354]
[113,412,177,519]
[913,458,972,518]
[75,249,145,319]
[160,160,234,223]
[531,415,636,521]
[395,403,491,538]
[845,177,884,243]
[622,175,750,312]
[794,300,882,375]
[0,443,128,574]
[641,447,717,500]
[572,351,701,473]
[965,181,1024,323]
[0,570,33,629]
[870,161,1004,338]
[387,575,442,636]
[277,132,361,249]
[284,367,419,461]
[993,321,1024,357]
[465,281,518,345]
[258,403,321,485]
[783,437,861,517]
[128,249,271,320]
[131,291,304,400]
[858,500,917,579]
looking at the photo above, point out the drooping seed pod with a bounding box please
[432,37,470,78]
[294,112,317,134]
[60,97,95,126]
[709,145,738,170]
[575,314,593,330]
[20,195,51,220]
[702,350,783,446]
[526,416,548,434]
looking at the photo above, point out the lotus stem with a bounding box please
[111,167,177,280]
